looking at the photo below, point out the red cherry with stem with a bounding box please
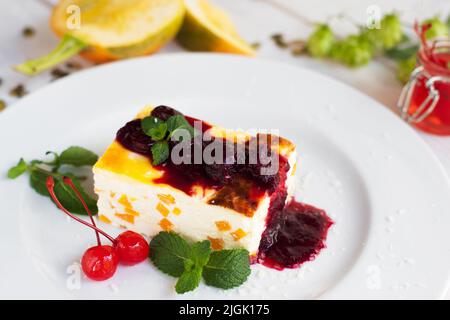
[46,176,119,281]
[81,245,119,281]
[115,231,149,266]
[59,178,149,263]
[46,177,116,243]
[62,177,101,246]
[46,176,149,274]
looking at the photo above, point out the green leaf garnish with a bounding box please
[51,173,98,215]
[166,115,195,138]
[29,169,51,196]
[149,231,193,277]
[203,249,251,290]
[151,141,170,166]
[141,114,195,165]
[191,240,212,268]
[142,116,168,140]
[149,231,251,294]
[7,158,28,179]
[175,266,202,294]
[59,146,98,167]
[149,123,168,141]
[7,147,99,215]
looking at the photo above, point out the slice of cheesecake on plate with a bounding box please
[93,106,297,255]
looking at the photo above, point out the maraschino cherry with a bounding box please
[115,230,149,266]
[46,176,149,281]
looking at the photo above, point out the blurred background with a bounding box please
[0,0,449,163]
[1,0,449,107]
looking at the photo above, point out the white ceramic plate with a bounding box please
[1,54,449,300]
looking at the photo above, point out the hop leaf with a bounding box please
[330,34,374,67]
[365,13,403,50]
[307,24,335,58]
[422,17,449,39]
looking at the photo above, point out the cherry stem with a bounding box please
[62,177,101,246]
[46,176,117,245]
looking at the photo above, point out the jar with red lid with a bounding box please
[398,38,450,135]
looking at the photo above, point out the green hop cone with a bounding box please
[306,24,335,58]
[330,34,374,67]
[365,13,403,50]
[422,17,449,39]
[397,54,417,84]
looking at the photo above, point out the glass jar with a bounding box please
[398,39,450,135]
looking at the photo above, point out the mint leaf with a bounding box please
[151,141,169,165]
[175,266,202,294]
[149,123,168,141]
[167,115,195,139]
[29,169,51,196]
[149,232,192,277]
[30,170,98,215]
[7,158,28,179]
[203,249,251,289]
[192,240,211,268]
[142,116,168,140]
[59,146,98,167]
[54,173,98,215]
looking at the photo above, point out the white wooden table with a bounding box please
[0,0,449,299]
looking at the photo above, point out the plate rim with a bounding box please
[1,53,450,299]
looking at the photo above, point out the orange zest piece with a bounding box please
[207,236,224,250]
[115,213,135,224]
[173,207,182,215]
[231,228,247,241]
[156,202,170,217]
[125,207,140,217]
[98,214,112,224]
[159,218,173,231]
[157,194,175,205]
[118,195,133,208]
[215,220,232,232]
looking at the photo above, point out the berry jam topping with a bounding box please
[46,176,149,281]
[150,105,182,121]
[257,201,333,270]
[116,106,288,197]
[117,119,155,156]
[115,105,333,270]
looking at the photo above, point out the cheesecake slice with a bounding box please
[93,106,297,255]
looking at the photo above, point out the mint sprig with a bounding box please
[7,146,98,215]
[7,158,28,179]
[151,141,170,166]
[203,249,251,289]
[149,231,192,277]
[149,232,251,294]
[141,114,195,165]
[59,146,98,167]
